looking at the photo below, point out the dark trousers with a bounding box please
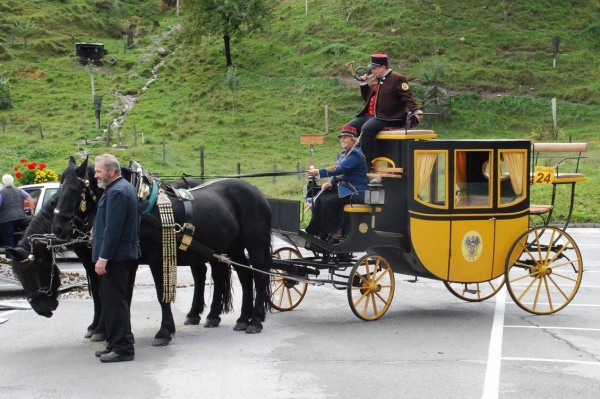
[0,219,25,255]
[306,190,363,237]
[345,116,406,165]
[101,259,138,356]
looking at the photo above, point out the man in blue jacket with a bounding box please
[305,125,368,243]
[92,154,141,363]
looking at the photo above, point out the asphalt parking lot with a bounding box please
[1,228,599,399]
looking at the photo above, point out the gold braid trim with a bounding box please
[157,192,177,303]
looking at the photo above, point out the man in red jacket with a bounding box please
[345,54,423,167]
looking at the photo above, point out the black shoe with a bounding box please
[99,351,135,363]
[95,349,110,358]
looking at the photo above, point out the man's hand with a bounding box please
[308,169,319,177]
[322,182,333,190]
[95,259,107,275]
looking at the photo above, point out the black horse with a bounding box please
[50,156,273,343]
[6,170,210,344]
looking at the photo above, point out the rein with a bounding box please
[23,234,90,300]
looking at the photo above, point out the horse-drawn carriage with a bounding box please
[7,126,587,342]
[268,128,586,320]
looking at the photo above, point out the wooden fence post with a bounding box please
[133,122,137,146]
[237,163,241,177]
[106,123,110,147]
[272,163,277,184]
[324,104,329,134]
[200,146,205,179]
[38,122,43,139]
[162,138,166,162]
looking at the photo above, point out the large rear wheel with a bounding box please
[505,226,583,315]
[347,255,395,321]
[269,247,308,311]
[444,276,505,302]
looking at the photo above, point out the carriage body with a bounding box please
[370,136,531,283]
[270,131,583,319]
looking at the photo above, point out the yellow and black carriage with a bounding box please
[268,129,586,321]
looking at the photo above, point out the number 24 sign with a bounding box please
[533,166,556,184]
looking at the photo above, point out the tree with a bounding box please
[185,0,274,66]
[11,19,39,52]
[224,66,241,112]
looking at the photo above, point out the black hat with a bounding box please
[338,125,358,138]
[368,53,389,68]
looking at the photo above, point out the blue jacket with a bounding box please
[317,146,369,198]
[92,176,141,262]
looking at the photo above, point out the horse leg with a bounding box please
[204,260,232,328]
[232,264,255,332]
[148,260,175,346]
[80,256,106,341]
[184,262,207,325]
[244,242,273,335]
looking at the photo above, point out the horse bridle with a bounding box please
[53,173,100,238]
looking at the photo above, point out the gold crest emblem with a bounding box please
[359,223,368,233]
[401,82,409,91]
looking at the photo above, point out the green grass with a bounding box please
[0,0,599,222]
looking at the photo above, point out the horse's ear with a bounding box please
[5,247,30,263]
[75,156,89,178]
[69,156,76,166]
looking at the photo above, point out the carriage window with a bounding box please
[498,150,527,206]
[415,151,447,208]
[455,150,492,208]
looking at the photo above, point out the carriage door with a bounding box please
[450,149,496,282]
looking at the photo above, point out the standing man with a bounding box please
[92,154,141,363]
[345,53,423,166]
[0,174,36,253]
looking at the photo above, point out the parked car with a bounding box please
[0,182,60,250]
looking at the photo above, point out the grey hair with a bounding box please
[2,174,14,187]
[95,154,121,175]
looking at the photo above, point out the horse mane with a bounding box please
[18,194,59,252]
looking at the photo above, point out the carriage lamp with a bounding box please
[364,180,385,205]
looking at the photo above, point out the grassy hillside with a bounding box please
[0,0,598,222]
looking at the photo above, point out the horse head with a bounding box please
[6,241,61,318]
[52,155,102,240]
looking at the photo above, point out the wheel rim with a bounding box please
[347,255,395,321]
[444,275,505,302]
[269,247,308,311]
[505,226,583,315]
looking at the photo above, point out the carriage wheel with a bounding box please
[505,226,583,315]
[444,276,505,302]
[269,247,308,311]
[347,255,395,321]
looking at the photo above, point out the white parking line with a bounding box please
[505,325,600,332]
[503,357,600,365]
[482,286,506,399]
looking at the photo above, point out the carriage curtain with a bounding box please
[455,151,467,190]
[417,152,438,195]
[501,151,525,196]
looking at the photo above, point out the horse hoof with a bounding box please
[152,336,172,346]
[184,316,201,325]
[90,333,106,342]
[233,322,249,331]
[84,330,94,339]
[204,318,221,328]
[246,325,263,334]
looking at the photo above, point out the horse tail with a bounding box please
[222,264,234,314]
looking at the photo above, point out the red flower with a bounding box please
[26,163,35,170]
[20,158,26,163]
[16,172,23,179]
[39,163,46,170]
[14,166,19,171]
